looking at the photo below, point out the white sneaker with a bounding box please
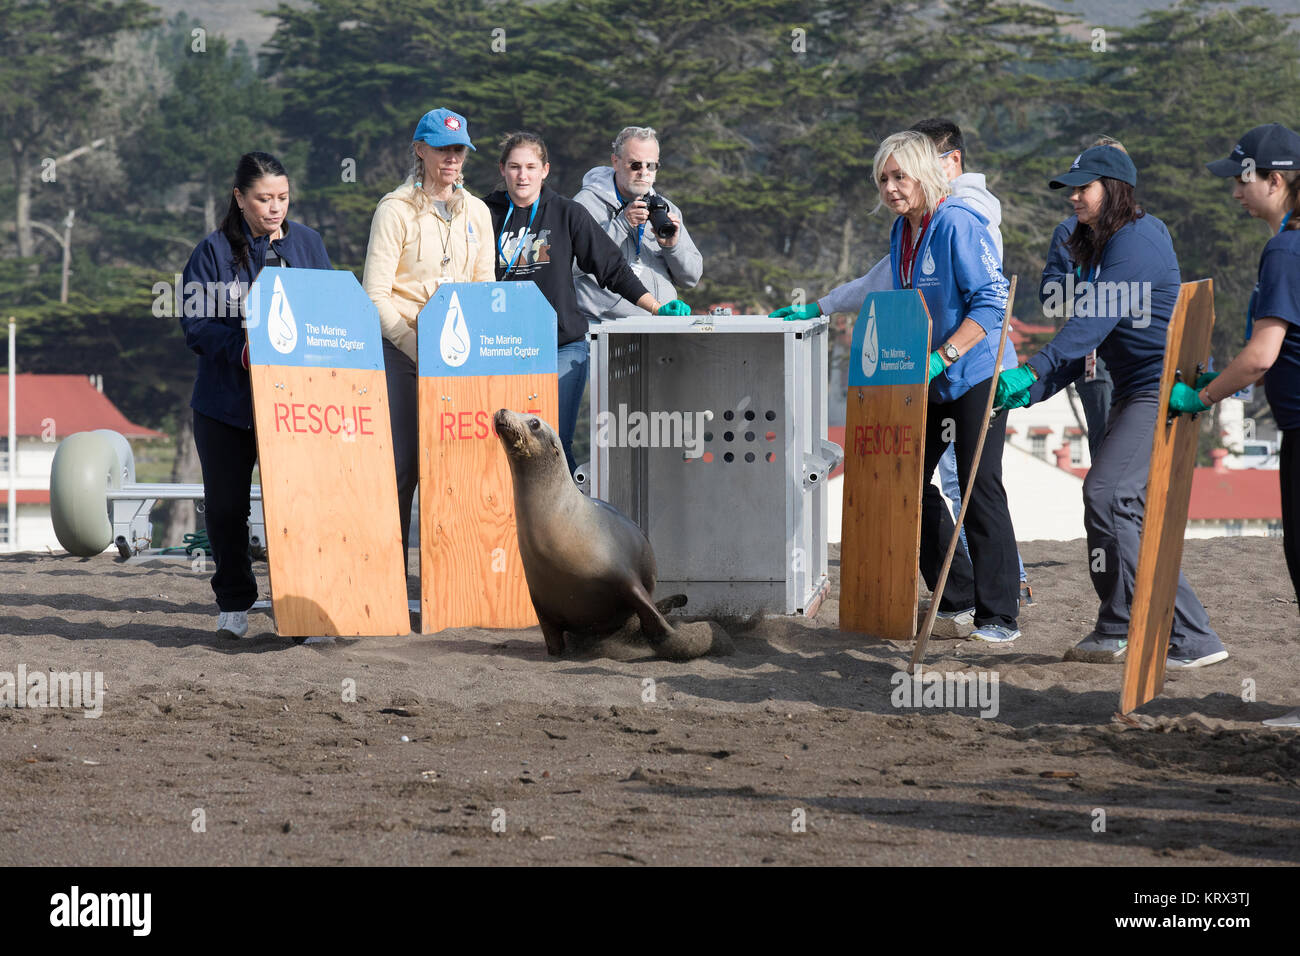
[1262,708,1300,728]
[1165,649,1229,670]
[931,607,975,638]
[216,610,249,639]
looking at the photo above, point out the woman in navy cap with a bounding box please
[362,107,495,578]
[1177,123,1300,724]
[998,145,1228,669]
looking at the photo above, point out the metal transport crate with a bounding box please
[587,314,842,618]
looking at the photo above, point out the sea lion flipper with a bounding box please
[537,615,567,657]
[628,584,674,641]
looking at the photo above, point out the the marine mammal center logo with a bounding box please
[440,291,470,367]
[268,274,298,355]
[921,247,936,276]
[861,302,879,378]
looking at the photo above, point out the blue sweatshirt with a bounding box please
[1027,213,1179,404]
[1255,228,1300,431]
[181,219,333,428]
[888,199,1014,402]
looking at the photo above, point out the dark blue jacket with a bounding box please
[181,220,332,428]
[1028,213,1179,403]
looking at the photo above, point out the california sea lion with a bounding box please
[493,409,730,661]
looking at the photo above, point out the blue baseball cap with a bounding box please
[413,108,475,151]
[1050,145,1137,189]
[1207,123,1300,178]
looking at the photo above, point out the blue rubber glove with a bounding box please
[927,350,946,383]
[1194,370,1220,390]
[995,365,1036,410]
[769,303,822,321]
[656,299,691,316]
[1169,381,1211,415]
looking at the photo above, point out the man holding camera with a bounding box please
[573,126,702,322]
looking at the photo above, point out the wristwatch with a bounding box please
[941,342,960,364]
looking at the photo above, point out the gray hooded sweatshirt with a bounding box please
[572,166,703,320]
[818,172,1003,317]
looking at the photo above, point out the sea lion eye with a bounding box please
[529,419,540,431]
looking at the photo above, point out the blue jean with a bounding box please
[938,443,1026,583]
[557,338,589,475]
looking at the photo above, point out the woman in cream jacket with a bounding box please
[363,107,494,576]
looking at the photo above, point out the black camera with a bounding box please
[642,192,677,240]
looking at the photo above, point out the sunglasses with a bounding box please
[626,161,660,172]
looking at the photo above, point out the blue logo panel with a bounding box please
[418,282,557,377]
[245,267,385,371]
[847,290,931,388]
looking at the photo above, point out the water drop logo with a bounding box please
[921,246,936,276]
[440,291,470,367]
[861,302,879,378]
[268,275,298,355]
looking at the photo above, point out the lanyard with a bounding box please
[614,181,646,256]
[1074,264,1097,283]
[497,199,538,277]
[1246,210,1292,341]
[900,212,932,288]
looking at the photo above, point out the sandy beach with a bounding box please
[1,536,1297,866]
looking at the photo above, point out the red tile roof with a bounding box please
[1188,467,1282,521]
[0,375,164,439]
[1,490,50,504]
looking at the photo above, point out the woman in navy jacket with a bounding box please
[998,145,1227,669]
[876,130,1021,643]
[1180,124,1300,723]
[180,151,332,639]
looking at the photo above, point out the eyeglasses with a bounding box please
[626,161,660,172]
[938,150,957,159]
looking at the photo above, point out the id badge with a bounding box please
[1085,349,1098,383]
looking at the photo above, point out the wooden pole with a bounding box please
[911,275,1017,673]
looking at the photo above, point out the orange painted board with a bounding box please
[250,364,409,637]
[839,291,931,640]
[244,267,409,639]
[1121,279,1216,714]
[416,281,559,633]
[418,373,558,632]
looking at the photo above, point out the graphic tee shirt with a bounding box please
[1256,229,1300,431]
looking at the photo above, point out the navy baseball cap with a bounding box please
[1207,123,1300,178]
[1050,145,1138,189]
[413,108,475,151]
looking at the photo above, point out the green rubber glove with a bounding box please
[1194,370,1220,390]
[769,302,822,321]
[1169,381,1211,415]
[995,365,1037,410]
[927,350,946,383]
[656,299,691,316]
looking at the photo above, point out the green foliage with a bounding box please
[1,0,1297,441]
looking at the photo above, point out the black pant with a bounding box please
[383,340,419,573]
[193,410,258,612]
[1282,430,1300,611]
[918,378,1020,629]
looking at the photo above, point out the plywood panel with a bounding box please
[1121,279,1216,714]
[419,374,558,632]
[839,292,931,640]
[251,365,409,637]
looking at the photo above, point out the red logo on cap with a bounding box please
[444,117,461,131]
